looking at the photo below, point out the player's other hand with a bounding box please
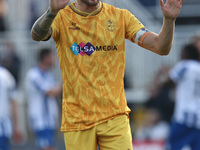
[50,0,70,15]
[13,127,23,143]
[159,0,184,20]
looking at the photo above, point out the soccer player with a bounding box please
[25,48,62,150]
[190,33,200,54]
[0,65,21,150]
[30,0,183,149]
[168,44,200,150]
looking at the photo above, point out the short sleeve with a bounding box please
[51,13,61,39]
[169,62,187,83]
[31,77,52,94]
[124,9,145,41]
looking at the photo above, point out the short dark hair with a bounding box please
[38,48,52,62]
[181,44,199,61]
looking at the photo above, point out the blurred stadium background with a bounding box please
[0,0,200,150]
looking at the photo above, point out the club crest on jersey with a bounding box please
[105,19,116,32]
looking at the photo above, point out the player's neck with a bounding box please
[75,1,100,13]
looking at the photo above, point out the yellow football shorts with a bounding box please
[64,114,133,150]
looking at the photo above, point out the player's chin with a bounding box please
[87,0,99,6]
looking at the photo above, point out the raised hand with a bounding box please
[159,0,184,20]
[50,0,70,14]
[31,0,70,41]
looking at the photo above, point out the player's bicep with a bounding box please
[142,32,158,50]
[132,28,151,47]
[132,29,161,54]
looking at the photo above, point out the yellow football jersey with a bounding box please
[52,1,145,132]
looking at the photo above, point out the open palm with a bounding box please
[159,0,184,20]
[50,0,70,14]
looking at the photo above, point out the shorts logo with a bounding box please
[70,42,96,56]
[105,19,116,32]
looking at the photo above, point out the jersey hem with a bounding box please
[60,112,130,132]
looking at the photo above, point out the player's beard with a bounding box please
[80,0,100,7]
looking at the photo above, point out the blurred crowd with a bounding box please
[132,34,200,150]
[0,46,64,150]
[0,0,8,31]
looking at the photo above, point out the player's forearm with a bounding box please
[156,17,175,55]
[11,100,18,129]
[31,8,57,41]
[46,84,62,97]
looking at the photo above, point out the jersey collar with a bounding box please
[69,1,103,17]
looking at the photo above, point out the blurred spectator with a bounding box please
[1,42,21,86]
[25,48,62,150]
[0,0,8,31]
[29,0,49,29]
[29,0,39,29]
[139,0,156,7]
[190,32,200,53]
[168,44,200,150]
[0,65,22,150]
[133,108,169,150]
[145,66,175,123]
[134,108,169,141]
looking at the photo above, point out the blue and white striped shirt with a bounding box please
[25,67,59,131]
[170,60,200,128]
[0,66,16,138]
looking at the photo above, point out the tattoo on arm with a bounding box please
[31,8,56,41]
